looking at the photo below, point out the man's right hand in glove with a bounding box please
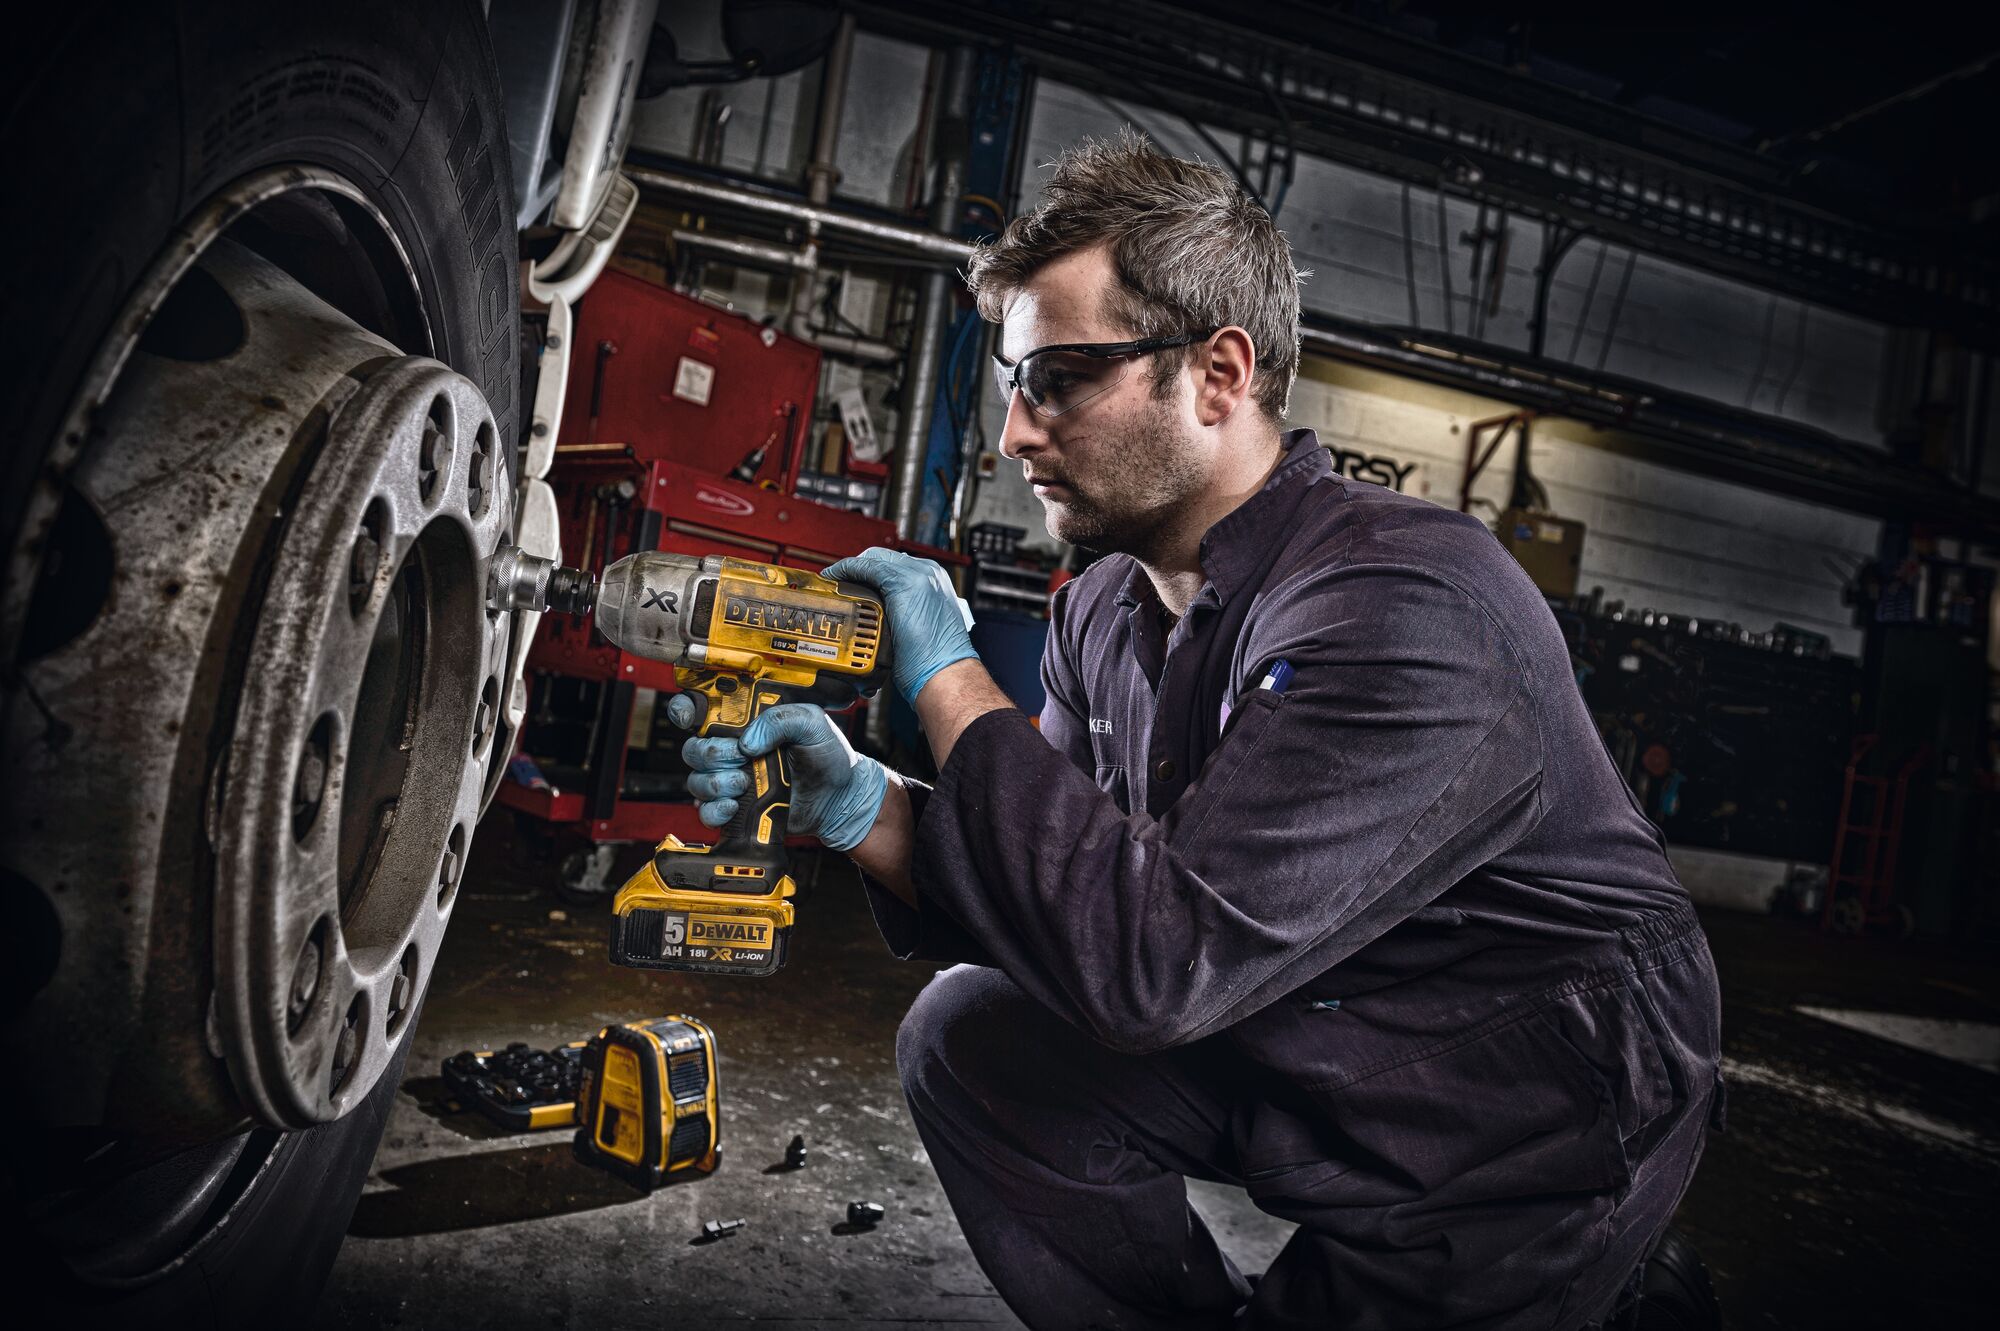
[822,547,978,706]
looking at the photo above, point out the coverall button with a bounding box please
[1153,759,1176,782]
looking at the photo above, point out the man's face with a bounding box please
[994,247,1208,557]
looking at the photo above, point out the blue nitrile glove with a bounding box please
[821,547,977,705]
[668,695,889,852]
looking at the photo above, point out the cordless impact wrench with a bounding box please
[492,546,889,976]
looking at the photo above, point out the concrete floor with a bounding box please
[316,815,2000,1329]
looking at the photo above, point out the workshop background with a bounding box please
[313,3,1999,1327]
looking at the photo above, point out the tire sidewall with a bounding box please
[6,2,517,1320]
[2,0,519,597]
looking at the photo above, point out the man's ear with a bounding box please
[1194,327,1255,426]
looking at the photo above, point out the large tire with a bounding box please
[3,2,516,1323]
[25,1014,423,1328]
[2,1,519,566]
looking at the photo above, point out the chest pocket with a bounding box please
[1171,688,1287,837]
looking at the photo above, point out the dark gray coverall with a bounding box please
[865,430,1724,1330]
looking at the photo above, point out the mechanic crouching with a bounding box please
[672,132,1725,1330]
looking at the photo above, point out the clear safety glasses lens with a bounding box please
[993,350,1137,419]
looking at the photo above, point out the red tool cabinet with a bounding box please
[498,273,960,877]
[556,269,823,489]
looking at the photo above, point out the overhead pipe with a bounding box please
[628,166,976,266]
[887,46,976,543]
[662,190,974,268]
[789,12,857,337]
[806,330,903,364]
[804,13,856,208]
[630,19,963,372]
[671,228,812,270]
[670,230,903,363]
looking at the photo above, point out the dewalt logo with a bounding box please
[689,918,771,945]
[722,596,843,642]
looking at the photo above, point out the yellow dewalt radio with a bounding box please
[529,550,890,976]
[572,1014,721,1190]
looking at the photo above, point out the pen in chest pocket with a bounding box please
[1219,658,1294,730]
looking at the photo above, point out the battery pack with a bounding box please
[610,879,794,977]
[573,1015,721,1190]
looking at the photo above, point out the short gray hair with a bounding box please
[967,128,1307,421]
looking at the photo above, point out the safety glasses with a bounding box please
[991,330,1216,419]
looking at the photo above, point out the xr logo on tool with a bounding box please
[642,587,679,613]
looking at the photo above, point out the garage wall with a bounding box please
[628,37,1893,658]
[632,18,937,210]
[631,6,818,184]
[1290,360,1878,656]
[1015,81,1892,447]
[968,78,1887,657]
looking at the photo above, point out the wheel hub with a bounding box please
[212,356,510,1127]
[2,165,516,1138]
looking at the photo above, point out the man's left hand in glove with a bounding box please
[669,695,890,853]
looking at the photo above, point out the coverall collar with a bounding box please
[1113,428,1332,613]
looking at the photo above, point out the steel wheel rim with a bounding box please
[212,354,509,1125]
[5,161,513,1283]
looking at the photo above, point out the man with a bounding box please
[673,132,1724,1329]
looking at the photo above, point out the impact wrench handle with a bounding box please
[651,674,791,897]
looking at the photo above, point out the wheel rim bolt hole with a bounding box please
[293,712,335,841]
[387,945,417,1035]
[437,823,466,908]
[331,995,363,1095]
[417,395,451,503]
[469,420,494,516]
[288,918,328,1035]
[349,500,387,616]
[474,676,498,750]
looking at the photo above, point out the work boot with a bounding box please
[1601,1226,1721,1330]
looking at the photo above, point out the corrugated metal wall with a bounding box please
[970,78,1887,660]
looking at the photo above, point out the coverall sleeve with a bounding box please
[860,580,1091,966]
[907,563,1548,1054]
[859,779,996,966]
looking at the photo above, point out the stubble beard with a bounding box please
[1040,390,1204,561]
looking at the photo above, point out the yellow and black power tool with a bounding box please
[504,548,889,976]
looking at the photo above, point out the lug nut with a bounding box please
[293,718,330,840]
[473,681,495,747]
[438,825,467,908]
[387,950,414,1027]
[469,424,493,516]
[332,999,361,1093]
[348,531,379,612]
[418,396,450,500]
[287,931,322,1030]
